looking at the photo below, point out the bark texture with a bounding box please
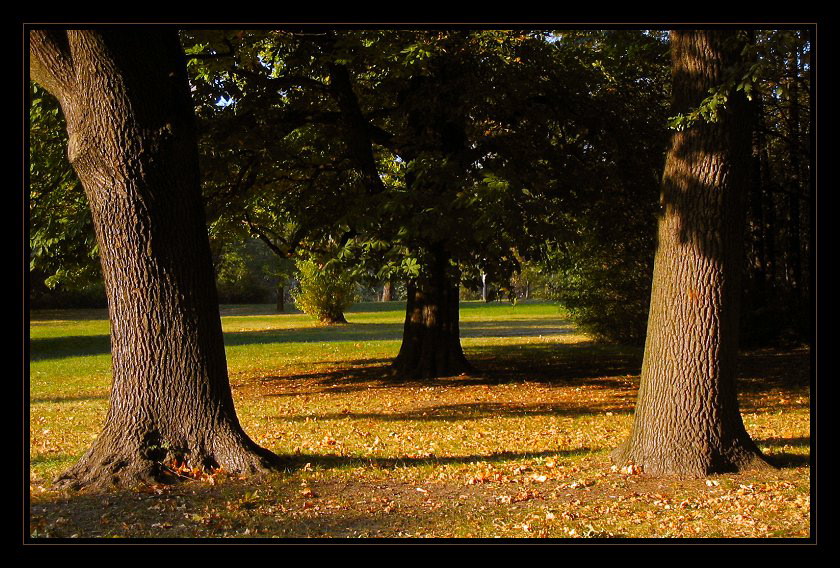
[392,247,472,379]
[611,30,771,477]
[30,30,281,490]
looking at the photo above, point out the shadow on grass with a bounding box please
[755,436,811,469]
[29,335,112,362]
[766,453,811,468]
[280,400,631,422]
[29,309,109,322]
[736,348,811,391]
[256,345,642,400]
[30,454,77,467]
[29,317,578,361]
[30,394,109,405]
[280,447,593,472]
[29,447,591,539]
[468,341,643,383]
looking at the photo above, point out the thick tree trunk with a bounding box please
[30,30,280,490]
[392,247,472,379]
[611,30,771,477]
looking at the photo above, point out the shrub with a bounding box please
[292,258,358,324]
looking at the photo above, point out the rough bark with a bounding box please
[611,30,771,477]
[30,30,281,490]
[392,247,472,379]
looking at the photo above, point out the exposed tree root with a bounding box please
[54,431,286,492]
[610,437,776,478]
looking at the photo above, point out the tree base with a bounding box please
[610,437,775,478]
[54,429,285,491]
[319,314,348,325]
[390,356,474,381]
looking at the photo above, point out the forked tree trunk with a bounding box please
[30,30,280,490]
[611,30,771,477]
[392,247,471,379]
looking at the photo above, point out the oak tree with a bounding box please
[611,30,772,476]
[29,29,280,489]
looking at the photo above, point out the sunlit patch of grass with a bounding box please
[28,301,811,539]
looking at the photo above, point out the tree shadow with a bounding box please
[30,316,583,361]
[755,435,811,469]
[254,339,644,398]
[280,447,593,472]
[223,318,578,348]
[279,400,631,423]
[30,309,109,322]
[467,341,644,384]
[30,393,109,405]
[28,446,589,539]
[29,335,112,362]
[736,348,811,391]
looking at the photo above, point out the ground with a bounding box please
[28,301,811,539]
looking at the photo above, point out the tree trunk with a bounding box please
[611,30,771,477]
[382,280,393,302]
[392,247,472,379]
[30,30,280,490]
[785,49,803,303]
[276,282,285,312]
[321,311,348,325]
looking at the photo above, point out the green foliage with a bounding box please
[214,239,290,304]
[29,83,100,295]
[533,31,669,345]
[291,256,359,323]
[544,237,654,345]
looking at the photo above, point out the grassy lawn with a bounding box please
[28,301,811,539]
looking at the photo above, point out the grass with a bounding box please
[28,301,811,539]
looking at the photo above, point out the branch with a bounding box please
[29,30,75,100]
[230,67,329,94]
[243,212,310,259]
[327,62,387,195]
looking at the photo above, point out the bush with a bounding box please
[291,258,358,324]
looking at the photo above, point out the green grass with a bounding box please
[28,300,811,539]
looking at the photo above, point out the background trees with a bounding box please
[740,30,811,346]
[31,28,810,356]
[28,28,812,486]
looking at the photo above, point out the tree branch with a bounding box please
[29,30,75,100]
[230,67,329,94]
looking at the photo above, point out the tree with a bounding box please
[29,83,105,307]
[183,30,552,379]
[292,255,358,324]
[611,30,771,476]
[739,30,811,346]
[538,31,671,345]
[29,29,280,489]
